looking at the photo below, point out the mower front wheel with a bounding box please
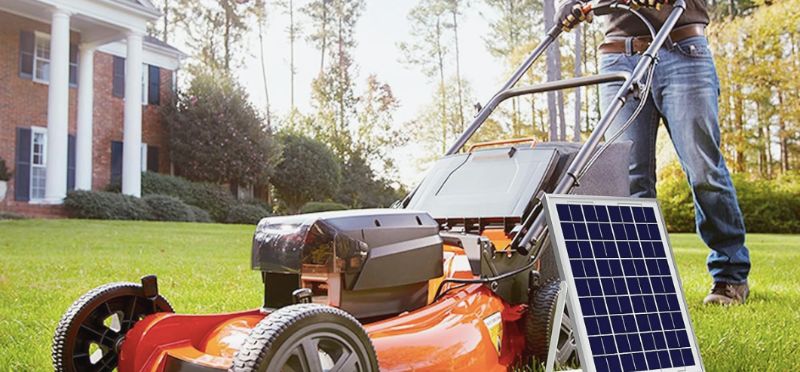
[230,303,379,372]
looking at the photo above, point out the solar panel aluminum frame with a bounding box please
[543,194,704,372]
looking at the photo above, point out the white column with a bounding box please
[122,32,143,197]
[43,8,71,203]
[75,45,94,190]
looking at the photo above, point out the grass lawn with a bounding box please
[1,219,799,371]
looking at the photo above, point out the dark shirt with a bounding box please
[603,0,710,37]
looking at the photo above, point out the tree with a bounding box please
[272,133,341,212]
[400,0,452,154]
[356,75,407,178]
[178,0,263,72]
[335,150,405,208]
[162,72,280,188]
[277,0,301,110]
[543,0,566,141]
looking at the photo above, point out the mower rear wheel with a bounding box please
[230,303,379,372]
[52,282,173,372]
[525,279,578,366]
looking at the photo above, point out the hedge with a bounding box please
[300,201,349,214]
[658,164,800,233]
[65,191,151,220]
[225,203,271,224]
[143,195,195,222]
[140,172,235,221]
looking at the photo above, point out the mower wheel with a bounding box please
[52,282,173,372]
[230,303,379,372]
[525,279,577,366]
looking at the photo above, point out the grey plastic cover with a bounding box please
[406,147,559,218]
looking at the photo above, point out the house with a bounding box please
[0,0,184,217]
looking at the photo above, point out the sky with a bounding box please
[231,1,509,186]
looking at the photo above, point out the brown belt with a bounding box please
[599,24,706,55]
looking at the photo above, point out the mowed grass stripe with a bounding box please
[1,220,798,371]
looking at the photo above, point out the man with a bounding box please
[556,0,751,305]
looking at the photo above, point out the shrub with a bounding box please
[300,202,349,214]
[143,195,195,222]
[273,134,341,212]
[225,203,270,225]
[658,163,800,233]
[0,211,25,220]
[140,172,237,221]
[0,157,10,181]
[64,191,151,220]
[188,205,212,223]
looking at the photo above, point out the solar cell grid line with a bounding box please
[544,195,704,372]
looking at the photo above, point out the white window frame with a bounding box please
[30,126,48,201]
[33,32,51,84]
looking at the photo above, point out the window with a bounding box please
[141,64,148,105]
[30,128,47,201]
[33,33,50,83]
[113,58,154,105]
[24,32,78,86]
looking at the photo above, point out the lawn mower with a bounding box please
[52,0,688,370]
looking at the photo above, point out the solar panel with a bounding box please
[544,195,704,372]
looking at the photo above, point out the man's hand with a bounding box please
[555,0,592,32]
[629,0,670,10]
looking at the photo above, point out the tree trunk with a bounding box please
[163,0,170,43]
[778,91,789,173]
[258,15,271,129]
[289,0,296,110]
[224,3,232,71]
[543,0,559,141]
[436,16,447,154]
[452,6,465,133]
[320,0,328,74]
[573,24,582,142]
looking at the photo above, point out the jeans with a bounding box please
[599,36,750,284]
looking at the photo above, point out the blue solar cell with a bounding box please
[618,242,632,258]
[669,349,684,366]
[612,224,627,240]
[628,335,643,352]
[620,206,634,222]
[637,224,651,240]
[632,296,646,313]
[632,206,646,222]
[602,335,617,354]
[569,205,585,221]
[562,223,576,239]
[586,317,600,335]
[575,223,590,239]
[630,243,644,258]
[593,241,607,258]
[602,278,616,295]
[608,206,622,222]
[557,204,573,221]
[598,316,613,334]
[681,348,695,365]
[600,223,614,239]
[584,261,599,277]
[643,207,657,223]
[584,205,599,221]
[653,331,668,350]
[589,278,603,296]
[606,355,622,372]
[605,241,618,257]
[589,336,605,354]
[658,260,671,275]
[575,279,591,297]
[648,223,661,240]
[651,277,666,293]
[621,351,635,371]
[588,223,603,240]
[609,261,623,276]
[566,241,581,258]
[633,260,647,275]
[676,331,690,347]
[640,241,654,258]
[627,278,641,295]
[594,356,610,372]
[643,295,657,310]
[579,241,594,258]
[641,332,656,351]
[638,278,653,294]
[624,224,638,239]
[608,299,622,315]
[571,261,586,277]
[672,312,685,329]
[646,260,660,275]
[596,206,610,222]
[652,241,666,257]
[623,314,636,330]
[664,329,679,345]
[620,299,634,314]
[636,314,650,331]
[648,314,663,330]
[581,297,595,315]
[658,350,672,368]
[597,261,612,277]
[593,298,608,315]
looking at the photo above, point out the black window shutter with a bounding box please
[69,44,78,87]
[67,135,76,191]
[148,65,160,105]
[15,128,32,201]
[146,145,159,172]
[112,56,125,98]
[111,141,123,184]
[19,31,34,79]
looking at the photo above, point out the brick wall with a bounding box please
[0,10,175,217]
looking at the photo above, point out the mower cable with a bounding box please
[576,62,656,181]
[433,259,537,302]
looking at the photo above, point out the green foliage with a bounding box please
[64,191,152,221]
[658,163,800,233]
[272,133,341,212]
[187,205,212,223]
[162,72,281,187]
[300,201,349,214]
[335,152,404,208]
[140,172,235,222]
[225,203,270,225]
[142,195,195,222]
[0,211,25,220]
[0,157,10,181]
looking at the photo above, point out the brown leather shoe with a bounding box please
[703,282,749,305]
